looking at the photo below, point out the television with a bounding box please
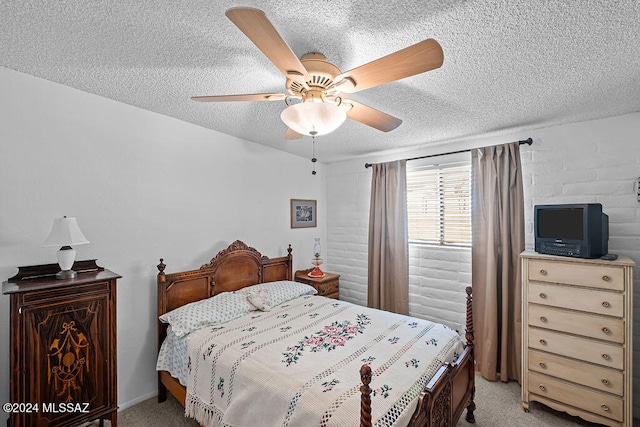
[534,203,608,259]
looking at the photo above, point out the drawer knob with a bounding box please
[601,404,610,412]
[540,316,548,323]
[602,275,610,282]
[601,379,610,386]
[539,339,547,345]
[539,269,547,276]
[539,362,547,369]
[602,353,611,360]
[539,292,547,299]
[539,384,546,392]
[602,301,611,308]
[602,327,611,334]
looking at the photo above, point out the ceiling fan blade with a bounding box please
[344,100,402,132]
[192,93,286,102]
[226,7,310,81]
[336,39,443,93]
[284,128,303,140]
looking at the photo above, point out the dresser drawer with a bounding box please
[528,305,624,343]
[528,371,623,422]
[528,328,623,369]
[528,349,623,395]
[528,282,624,317]
[528,259,624,291]
[315,280,339,297]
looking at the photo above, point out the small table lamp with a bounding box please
[43,216,90,279]
[308,237,325,278]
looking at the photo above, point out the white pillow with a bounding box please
[236,280,317,307]
[159,291,255,337]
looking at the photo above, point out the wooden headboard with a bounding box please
[157,240,293,348]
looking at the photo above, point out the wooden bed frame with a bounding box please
[156,240,476,426]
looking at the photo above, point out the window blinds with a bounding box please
[407,162,471,245]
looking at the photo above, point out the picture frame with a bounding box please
[290,199,317,228]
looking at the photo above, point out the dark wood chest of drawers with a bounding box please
[3,265,120,427]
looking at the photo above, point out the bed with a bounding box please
[156,240,476,426]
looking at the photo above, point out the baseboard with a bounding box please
[117,391,157,412]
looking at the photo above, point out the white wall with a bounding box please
[326,112,640,417]
[0,67,326,423]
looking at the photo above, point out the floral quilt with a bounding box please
[185,295,464,427]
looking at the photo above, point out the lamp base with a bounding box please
[308,256,324,278]
[55,270,77,280]
[308,267,325,278]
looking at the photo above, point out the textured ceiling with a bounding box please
[2,1,640,163]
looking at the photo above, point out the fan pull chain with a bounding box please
[311,132,317,175]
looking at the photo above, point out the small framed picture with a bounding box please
[291,199,317,228]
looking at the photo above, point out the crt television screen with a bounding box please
[538,208,583,240]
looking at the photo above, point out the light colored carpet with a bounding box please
[87,376,615,426]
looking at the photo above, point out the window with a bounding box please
[407,162,471,246]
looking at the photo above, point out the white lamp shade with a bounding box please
[43,217,90,247]
[280,102,347,136]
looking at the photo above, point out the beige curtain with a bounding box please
[471,142,524,382]
[367,160,409,315]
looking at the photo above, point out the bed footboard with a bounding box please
[360,286,475,427]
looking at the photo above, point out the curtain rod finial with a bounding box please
[365,163,372,168]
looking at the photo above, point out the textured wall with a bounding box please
[408,245,471,333]
[326,111,640,418]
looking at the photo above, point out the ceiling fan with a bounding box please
[192,7,444,139]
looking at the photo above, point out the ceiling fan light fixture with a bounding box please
[193,8,443,138]
[280,102,346,136]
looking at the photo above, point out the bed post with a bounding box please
[286,244,293,280]
[359,365,373,427]
[157,258,167,403]
[465,286,476,423]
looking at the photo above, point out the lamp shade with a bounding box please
[280,102,347,136]
[43,217,90,247]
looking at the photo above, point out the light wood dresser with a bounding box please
[521,250,634,426]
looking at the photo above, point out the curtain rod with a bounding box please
[364,137,533,168]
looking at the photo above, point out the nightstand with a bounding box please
[3,260,120,427]
[294,269,340,299]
